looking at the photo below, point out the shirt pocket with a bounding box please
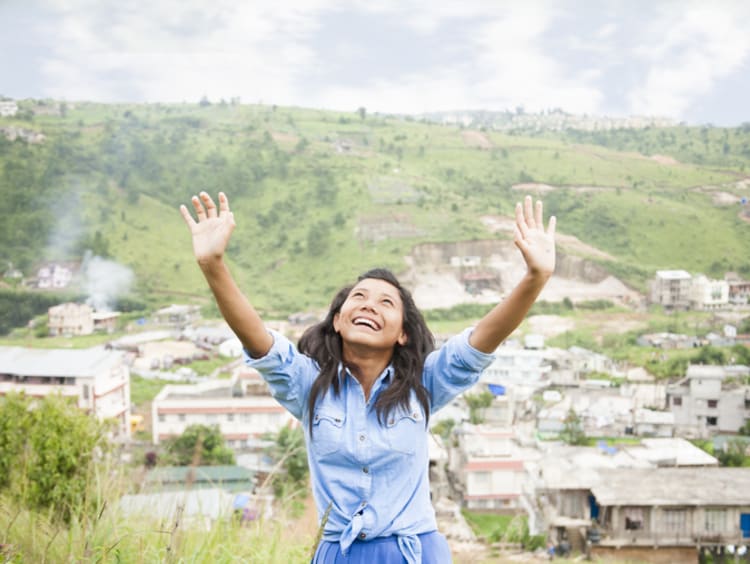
[310,405,346,458]
[385,400,425,455]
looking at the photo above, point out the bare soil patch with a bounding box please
[651,154,679,165]
[461,130,493,149]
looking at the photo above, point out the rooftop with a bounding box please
[0,346,124,378]
[592,468,750,506]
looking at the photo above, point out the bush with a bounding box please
[0,393,108,523]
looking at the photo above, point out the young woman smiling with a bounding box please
[180,191,556,564]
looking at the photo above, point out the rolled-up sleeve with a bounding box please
[243,330,318,420]
[423,328,496,412]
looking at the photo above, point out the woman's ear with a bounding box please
[397,331,408,346]
[333,312,341,333]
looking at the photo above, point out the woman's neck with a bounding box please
[342,343,393,401]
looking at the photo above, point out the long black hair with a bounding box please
[299,268,434,434]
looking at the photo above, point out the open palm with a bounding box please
[179,192,236,263]
[514,196,556,277]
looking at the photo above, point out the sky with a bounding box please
[2,0,750,126]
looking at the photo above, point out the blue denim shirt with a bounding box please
[244,328,494,562]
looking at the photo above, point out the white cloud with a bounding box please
[627,1,750,118]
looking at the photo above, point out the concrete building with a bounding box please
[690,275,730,311]
[649,270,692,310]
[667,364,750,437]
[0,345,131,437]
[590,468,750,563]
[448,424,529,511]
[153,304,201,327]
[151,366,295,446]
[48,302,94,336]
[0,100,19,117]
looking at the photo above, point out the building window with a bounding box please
[707,416,718,426]
[707,399,718,408]
[744,399,750,410]
[178,414,186,422]
[663,509,687,532]
[705,509,726,533]
[227,413,234,422]
[82,384,89,399]
[158,414,165,423]
[624,507,644,530]
[672,397,682,407]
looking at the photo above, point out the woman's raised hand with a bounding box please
[514,195,556,279]
[179,191,236,265]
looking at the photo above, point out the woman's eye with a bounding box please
[382,299,394,306]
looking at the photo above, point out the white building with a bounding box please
[667,364,750,437]
[649,270,692,310]
[690,275,730,310]
[0,101,18,117]
[48,302,94,336]
[0,346,131,437]
[448,424,529,510]
[151,366,295,446]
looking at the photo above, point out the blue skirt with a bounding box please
[312,531,452,563]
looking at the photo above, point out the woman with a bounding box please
[179,192,556,563]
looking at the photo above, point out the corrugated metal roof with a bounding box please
[145,465,255,484]
[0,346,123,378]
[591,468,750,506]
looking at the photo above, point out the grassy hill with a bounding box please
[1,100,749,317]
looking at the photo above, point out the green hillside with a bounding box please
[1,100,749,316]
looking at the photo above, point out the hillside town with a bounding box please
[1,265,749,563]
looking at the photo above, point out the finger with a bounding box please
[218,191,230,216]
[535,200,543,228]
[547,215,557,237]
[515,201,529,239]
[191,195,207,221]
[179,204,197,228]
[514,224,529,254]
[524,195,535,228]
[200,191,218,219]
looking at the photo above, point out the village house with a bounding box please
[667,364,750,437]
[649,270,692,310]
[0,100,19,116]
[726,272,750,305]
[447,423,534,511]
[0,345,131,437]
[92,310,121,333]
[48,302,94,336]
[589,467,750,563]
[530,440,719,558]
[153,304,201,327]
[151,366,295,446]
[690,275,730,311]
[35,262,75,289]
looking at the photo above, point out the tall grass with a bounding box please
[0,456,312,563]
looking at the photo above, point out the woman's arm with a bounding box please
[469,196,556,353]
[179,191,273,358]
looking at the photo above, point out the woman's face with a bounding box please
[333,278,407,351]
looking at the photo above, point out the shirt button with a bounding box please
[359,533,366,540]
[359,434,366,442]
[362,467,369,474]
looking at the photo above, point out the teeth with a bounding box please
[354,318,378,330]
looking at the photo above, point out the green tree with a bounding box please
[431,418,456,441]
[464,391,494,424]
[716,438,748,467]
[560,408,587,445]
[164,424,235,466]
[265,426,308,503]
